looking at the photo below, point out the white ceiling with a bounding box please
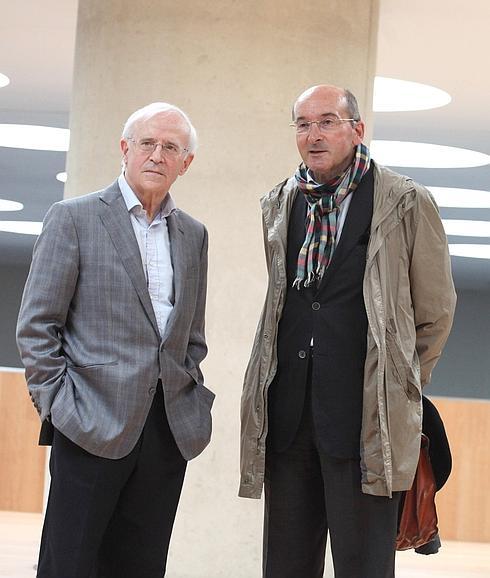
[0,0,489,290]
[375,0,490,290]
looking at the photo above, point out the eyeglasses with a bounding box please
[290,117,359,134]
[127,137,188,158]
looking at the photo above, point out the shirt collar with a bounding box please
[118,172,177,218]
[306,168,321,185]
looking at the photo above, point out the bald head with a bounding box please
[292,85,360,123]
[291,84,365,183]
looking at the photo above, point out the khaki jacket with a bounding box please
[239,163,456,499]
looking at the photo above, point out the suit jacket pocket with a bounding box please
[386,332,421,402]
[185,365,200,384]
[197,382,215,409]
[66,360,118,369]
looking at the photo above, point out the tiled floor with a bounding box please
[1,510,489,577]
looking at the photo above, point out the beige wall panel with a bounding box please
[64,1,379,575]
[432,397,490,543]
[0,372,46,513]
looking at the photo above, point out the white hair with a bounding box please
[122,102,198,155]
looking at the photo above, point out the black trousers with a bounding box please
[37,383,187,578]
[263,369,401,578]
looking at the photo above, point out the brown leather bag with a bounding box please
[396,434,438,550]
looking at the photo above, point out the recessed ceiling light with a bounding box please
[56,172,67,183]
[428,187,490,209]
[371,140,490,168]
[442,220,490,237]
[0,124,70,151]
[0,221,42,235]
[0,73,10,88]
[373,77,451,112]
[0,199,23,211]
[449,244,490,259]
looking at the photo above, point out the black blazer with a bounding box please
[268,167,374,457]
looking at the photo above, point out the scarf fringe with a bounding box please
[293,270,318,290]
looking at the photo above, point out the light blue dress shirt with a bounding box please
[118,173,175,338]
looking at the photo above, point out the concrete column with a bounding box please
[65,2,379,576]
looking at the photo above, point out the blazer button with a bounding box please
[148,387,156,395]
[298,350,307,359]
[312,302,321,310]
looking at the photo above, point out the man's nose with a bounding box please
[307,122,323,141]
[149,143,165,162]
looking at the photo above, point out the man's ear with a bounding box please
[120,138,129,162]
[179,153,194,176]
[353,120,365,146]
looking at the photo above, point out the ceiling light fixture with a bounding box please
[0,124,70,151]
[0,199,24,211]
[449,244,490,259]
[428,187,490,209]
[373,77,451,112]
[442,220,490,238]
[56,172,67,183]
[371,140,490,168]
[0,221,43,235]
[0,73,10,88]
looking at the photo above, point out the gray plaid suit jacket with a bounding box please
[16,180,214,460]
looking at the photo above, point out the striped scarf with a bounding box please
[293,143,370,289]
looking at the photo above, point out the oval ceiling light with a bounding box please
[0,221,43,235]
[373,77,451,112]
[0,73,10,88]
[428,187,490,209]
[442,219,490,237]
[56,172,67,183]
[449,244,490,259]
[371,140,490,168]
[0,124,70,151]
[0,199,23,211]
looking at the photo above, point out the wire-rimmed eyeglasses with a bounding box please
[290,117,359,134]
[127,137,189,158]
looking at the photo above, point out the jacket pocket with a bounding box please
[197,382,215,407]
[67,360,118,369]
[386,331,420,402]
[185,365,200,384]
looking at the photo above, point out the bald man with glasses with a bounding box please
[240,85,456,577]
[17,102,214,578]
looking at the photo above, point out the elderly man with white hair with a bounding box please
[17,102,214,577]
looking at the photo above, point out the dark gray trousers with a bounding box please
[37,383,186,578]
[263,380,401,578]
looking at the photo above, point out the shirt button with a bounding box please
[312,302,321,310]
[148,387,156,395]
[298,350,307,359]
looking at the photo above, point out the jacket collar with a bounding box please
[96,180,191,341]
[161,211,186,342]
[315,165,374,293]
[261,163,418,270]
[261,176,298,253]
[366,163,419,264]
[371,162,417,230]
[97,181,160,337]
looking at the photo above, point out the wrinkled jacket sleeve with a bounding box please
[16,202,79,421]
[409,187,456,385]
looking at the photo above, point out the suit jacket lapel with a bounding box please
[98,182,160,337]
[162,210,185,342]
[316,166,374,294]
